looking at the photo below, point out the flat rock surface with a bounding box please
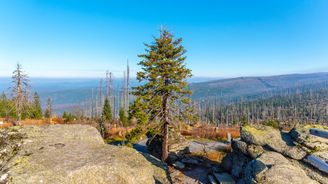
[241,125,307,160]
[1,125,166,184]
[255,151,319,184]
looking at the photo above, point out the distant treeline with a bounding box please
[196,86,328,125]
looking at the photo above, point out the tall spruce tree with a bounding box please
[31,92,42,119]
[102,97,112,121]
[44,97,52,119]
[133,28,192,161]
[119,107,128,126]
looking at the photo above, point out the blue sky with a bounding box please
[0,0,327,78]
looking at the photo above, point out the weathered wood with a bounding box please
[305,155,328,174]
[189,141,230,153]
[227,133,232,143]
[310,128,328,139]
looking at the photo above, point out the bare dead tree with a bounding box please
[105,71,109,98]
[99,79,103,113]
[109,72,114,118]
[126,60,130,111]
[11,63,29,125]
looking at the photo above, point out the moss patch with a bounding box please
[243,125,267,135]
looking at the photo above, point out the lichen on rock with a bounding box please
[1,125,169,184]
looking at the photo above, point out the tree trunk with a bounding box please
[161,94,169,162]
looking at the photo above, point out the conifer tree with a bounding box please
[129,97,148,125]
[102,97,112,121]
[119,107,128,126]
[31,92,42,119]
[133,28,192,161]
[0,93,8,117]
[44,97,52,119]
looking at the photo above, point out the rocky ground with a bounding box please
[146,124,328,184]
[1,124,327,184]
[220,124,328,184]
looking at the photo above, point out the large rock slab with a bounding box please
[256,151,290,166]
[1,125,166,184]
[254,152,318,184]
[241,125,307,160]
[290,159,328,184]
[258,164,318,184]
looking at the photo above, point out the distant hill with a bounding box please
[0,76,221,114]
[190,72,328,101]
[1,73,328,115]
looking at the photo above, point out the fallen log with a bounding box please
[309,128,328,139]
[305,155,328,174]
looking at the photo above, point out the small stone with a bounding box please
[173,161,185,170]
[0,173,8,183]
[231,140,248,155]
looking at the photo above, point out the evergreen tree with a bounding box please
[97,118,107,138]
[62,111,68,121]
[44,97,52,118]
[129,97,148,125]
[62,111,74,123]
[132,28,192,161]
[0,93,8,117]
[119,107,128,126]
[102,97,112,121]
[31,92,42,119]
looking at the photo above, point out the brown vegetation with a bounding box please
[107,126,133,139]
[0,117,66,128]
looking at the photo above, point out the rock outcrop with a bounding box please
[221,124,328,184]
[0,125,169,184]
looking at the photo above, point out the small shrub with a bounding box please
[125,126,144,143]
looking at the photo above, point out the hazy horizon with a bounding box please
[2,71,328,80]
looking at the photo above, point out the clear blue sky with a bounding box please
[0,0,327,78]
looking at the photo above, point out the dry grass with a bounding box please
[107,126,133,139]
[0,122,13,128]
[0,118,66,128]
[205,151,227,162]
[181,124,240,141]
